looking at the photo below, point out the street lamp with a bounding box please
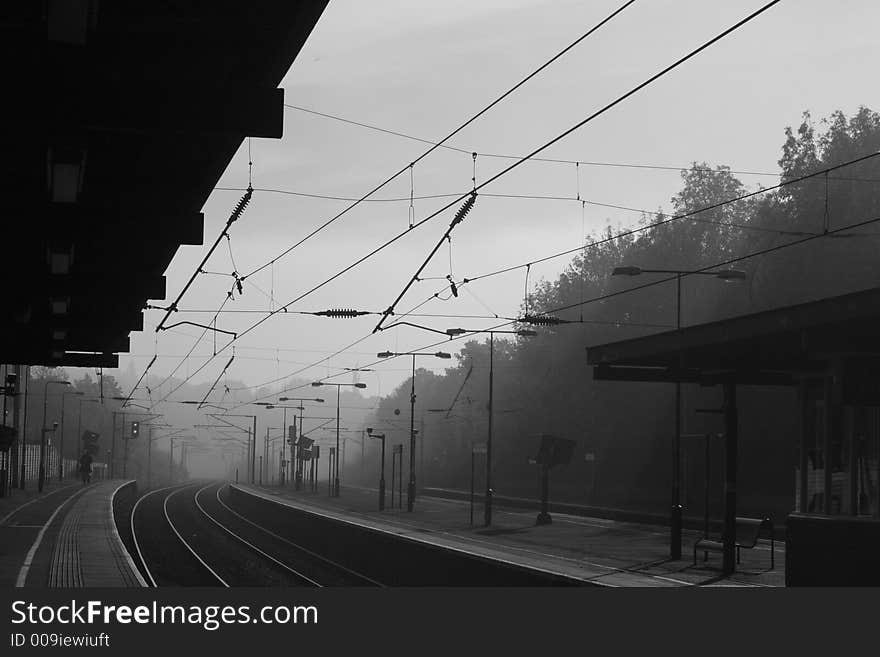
[310,382,366,496]
[59,390,84,480]
[611,264,745,559]
[442,328,537,526]
[376,350,451,511]
[216,413,258,484]
[39,380,69,492]
[366,428,386,510]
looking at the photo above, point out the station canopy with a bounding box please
[587,286,880,392]
[2,1,328,369]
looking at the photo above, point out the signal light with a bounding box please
[131,421,140,438]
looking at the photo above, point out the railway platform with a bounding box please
[235,482,784,587]
[1,479,145,588]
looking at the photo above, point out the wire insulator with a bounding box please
[314,309,371,318]
[519,314,569,325]
[229,187,253,225]
[450,192,477,228]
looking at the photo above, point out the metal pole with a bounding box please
[123,418,129,478]
[20,367,29,489]
[470,447,475,526]
[671,272,683,559]
[379,436,386,510]
[251,415,257,484]
[110,412,117,479]
[484,333,494,526]
[335,386,341,496]
[77,399,83,466]
[147,426,153,488]
[408,355,416,511]
[282,407,287,486]
[58,393,66,481]
[391,450,395,508]
[722,383,738,575]
[704,433,710,539]
[328,447,333,496]
[38,381,49,492]
[12,365,22,490]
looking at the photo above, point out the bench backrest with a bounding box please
[733,516,772,547]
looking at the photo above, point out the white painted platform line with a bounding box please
[109,481,147,588]
[0,484,78,526]
[15,486,90,588]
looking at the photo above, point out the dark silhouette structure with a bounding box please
[588,286,880,584]
[2,1,329,368]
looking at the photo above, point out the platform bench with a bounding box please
[693,516,774,569]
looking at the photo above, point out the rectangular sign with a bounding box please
[584,453,596,462]
[472,442,487,454]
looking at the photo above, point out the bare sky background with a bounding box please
[95,0,878,403]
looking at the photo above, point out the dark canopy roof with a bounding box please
[587,286,880,386]
[2,1,328,368]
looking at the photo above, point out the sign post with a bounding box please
[471,442,487,526]
[531,434,576,526]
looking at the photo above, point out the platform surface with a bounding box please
[234,482,784,587]
[1,480,145,588]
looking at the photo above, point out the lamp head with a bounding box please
[354,383,367,389]
[377,351,394,359]
[311,382,323,387]
[612,266,642,277]
[714,268,746,281]
[435,352,452,359]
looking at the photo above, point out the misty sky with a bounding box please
[96,0,878,406]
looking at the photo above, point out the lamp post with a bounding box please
[218,413,258,483]
[611,264,745,559]
[58,391,84,481]
[377,350,451,511]
[310,383,366,496]
[366,428,387,510]
[444,328,537,526]
[39,380,69,492]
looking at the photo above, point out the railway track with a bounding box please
[129,481,380,587]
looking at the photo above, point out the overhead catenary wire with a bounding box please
[225,152,879,403]
[144,147,876,408]
[372,0,785,332]
[452,152,880,287]
[282,104,879,185]
[240,0,638,282]
[271,210,880,403]
[148,0,791,404]
[156,186,253,331]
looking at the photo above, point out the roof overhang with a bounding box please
[2,1,329,368]
[587,286,880,387]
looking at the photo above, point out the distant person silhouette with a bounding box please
[79,451,93,484]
